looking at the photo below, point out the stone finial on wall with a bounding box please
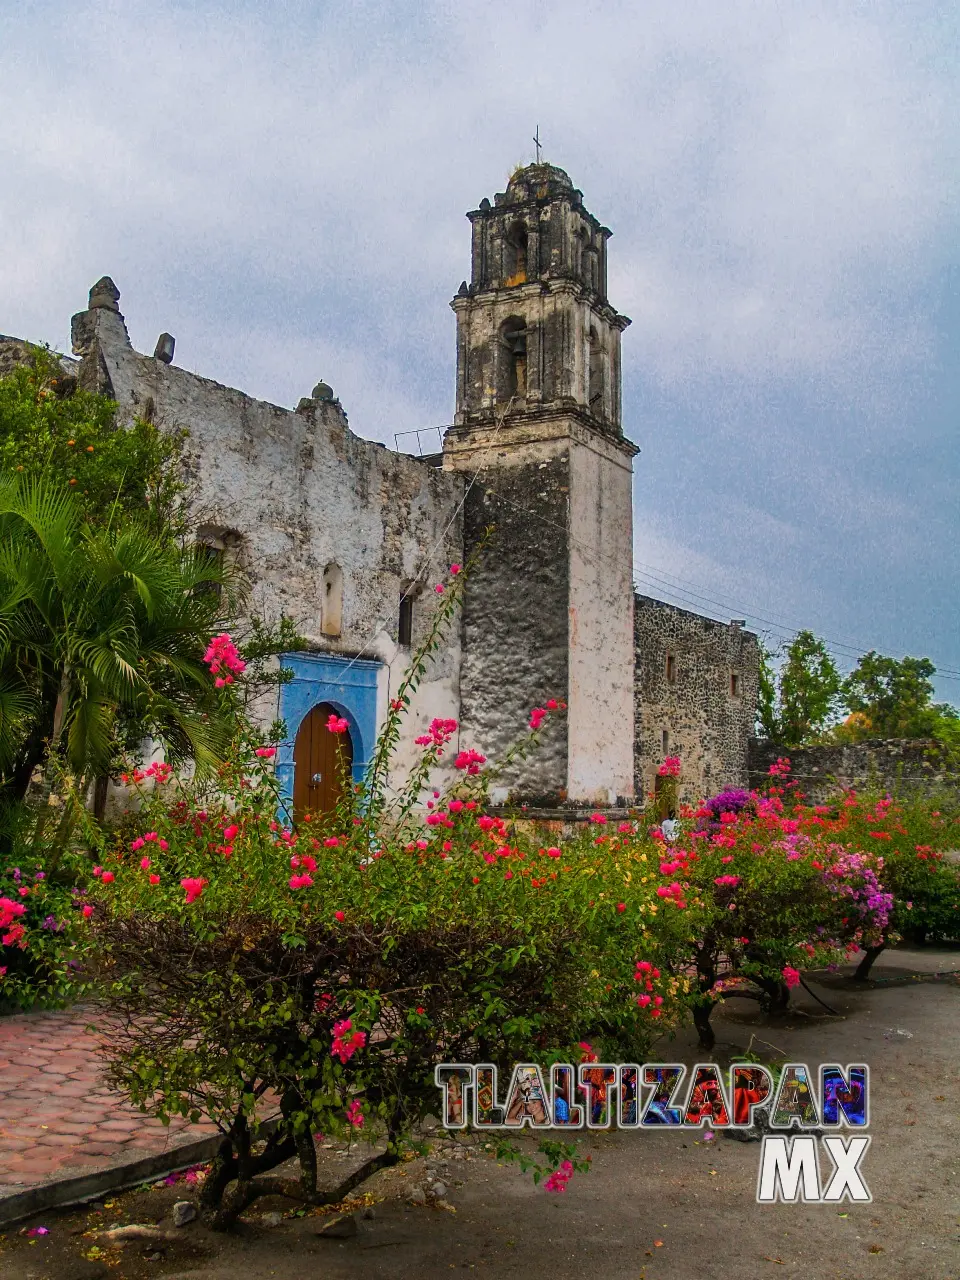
[88,276,121,312]
[154,333,176,364]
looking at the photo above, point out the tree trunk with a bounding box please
[692,1002,715,1051]
[854,945,885,982]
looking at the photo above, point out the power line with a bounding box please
[475,483,960,684]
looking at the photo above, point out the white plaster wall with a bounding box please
[84,306,465,795]
[567,430,636,803]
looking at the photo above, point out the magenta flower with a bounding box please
[181,877,207,904]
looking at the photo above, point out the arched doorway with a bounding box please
[292,703,354,824]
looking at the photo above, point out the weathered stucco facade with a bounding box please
[68,278,465,804]
[635,594,760,804]
[7,162,760,813]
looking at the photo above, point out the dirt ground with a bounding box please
[1,962,957,1280]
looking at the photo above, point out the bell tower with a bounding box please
[445,163,638,807]
[450,162,630,433]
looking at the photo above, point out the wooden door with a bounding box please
[292,703,354,824]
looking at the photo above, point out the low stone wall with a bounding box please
[748,737,960,803]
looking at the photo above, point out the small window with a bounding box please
[321,562,343,637]
[398,594,414,648]
[195,540,224,600]
[665,653,676,683]
[661,729,669,755]
[730,671,740,698]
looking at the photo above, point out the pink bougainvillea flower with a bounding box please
[782,966,801,988]
[289,873,313,889]
[223,824,239,842]
[434,583,444,594]
[323,836,340,848]
[100,871,115,884]
[204,633,246,681]
[714,875,740,887]
[255,746,276,758]
[589,813,607,825]
[81,904,94,918]
[331,1019,367,1064]
[454,748,486,773]
[545,846,561,859]
[327,714,350,734]
[181,877,207,904]
[617,902,626,913]
[149,874,161,885]
[334,910,345,922]
[92,866,103,878]
[543,1160,575,1193]
[529,706,547,730]
[130,837,145,852]
[449,563,461,575]
[345,1099,364,1128]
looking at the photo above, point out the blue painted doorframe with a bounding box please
[276,652,381,819]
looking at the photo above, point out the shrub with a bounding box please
[78,571,673,1225]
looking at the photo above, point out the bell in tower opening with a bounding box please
[449,162,630,436]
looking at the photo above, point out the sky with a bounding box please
[2,0,958,702]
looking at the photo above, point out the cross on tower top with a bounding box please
[533,126,542,163]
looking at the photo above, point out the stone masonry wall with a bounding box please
[458,454,570,803]
[748,738,960,803]
[634,595,760,805]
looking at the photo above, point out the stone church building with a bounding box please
[8,162,760,816]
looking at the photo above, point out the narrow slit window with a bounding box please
[196,540,224,600]
[661,729,669,755]
[730,671,740,698]
[398,594,414,648]
[321,562,343,637]
[665,653,676,683]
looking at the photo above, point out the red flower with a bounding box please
[181,877,207,904]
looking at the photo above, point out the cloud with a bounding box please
[1,0,957,693]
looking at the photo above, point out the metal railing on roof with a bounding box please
[393,426,445,457]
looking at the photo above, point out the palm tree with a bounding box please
[0,474,243,849]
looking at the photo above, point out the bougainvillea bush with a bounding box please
[69,572,674,1226]
[4,559,958,1216]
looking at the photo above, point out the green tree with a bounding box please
[757,631,842,747]
[843,652,939,738]
[0,346,185,536]
[0,475,240,846]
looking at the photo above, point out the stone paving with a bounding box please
[0,1004,217,1201]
